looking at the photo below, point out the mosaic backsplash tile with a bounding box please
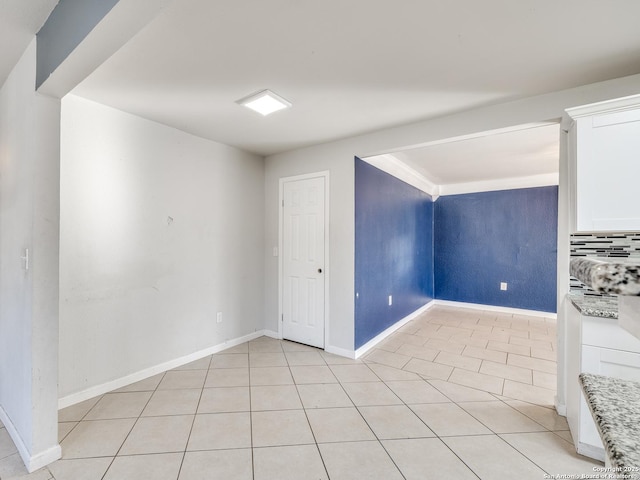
[571,232,640,257]
[570,232,640,297]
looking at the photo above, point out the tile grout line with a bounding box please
[343,362,407,479]
[45,307,566,480]
[495,432,555,476]
[364,356,497,479]
[400,308,564,469]
[285,343,332,480]
[364,351,489,479]
[386,307,558,401]
[248,346,255,480]
[97,369,167,480]
[174,356,213,480]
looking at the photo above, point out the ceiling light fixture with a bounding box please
[237,89,292,116]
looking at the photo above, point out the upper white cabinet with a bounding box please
[566,94,640,232]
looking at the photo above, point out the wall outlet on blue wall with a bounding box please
[355,157,435,349]
[434,186,557,313]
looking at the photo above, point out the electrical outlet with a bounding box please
[500,282,508,291]
[216,312,223,323]
[388,295,393,306]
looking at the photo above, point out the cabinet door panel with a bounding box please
[576,109,640,231]
[591,118,640,230]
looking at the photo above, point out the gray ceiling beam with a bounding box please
[36,0,174,98]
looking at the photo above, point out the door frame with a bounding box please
[278,171,330,349]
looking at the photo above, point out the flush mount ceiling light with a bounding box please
[236,89,292,116]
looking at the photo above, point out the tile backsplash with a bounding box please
[570,232,640,296]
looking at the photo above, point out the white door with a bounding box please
[282,175,326,348]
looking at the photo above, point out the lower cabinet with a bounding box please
[566,302,640,461]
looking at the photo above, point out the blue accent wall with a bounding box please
[354,158,434,349]
[434,186,558,313]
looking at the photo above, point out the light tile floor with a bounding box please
[0,305,603,479]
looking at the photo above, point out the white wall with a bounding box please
[264,73,640,358]
[59,95,265,400]
[264,147,356,354]
[0,39,61,471]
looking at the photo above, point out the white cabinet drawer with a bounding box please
[582,316,640,353]
[582,344,640,381]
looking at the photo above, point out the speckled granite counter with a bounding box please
[571,257,640,295]
[568,293,618,319]
[579,373,640,477]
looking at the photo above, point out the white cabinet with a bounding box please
[565,301,589,454]
[566,301,640,461]
[566,94,640,232]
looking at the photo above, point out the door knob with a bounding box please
[318,268,323,273]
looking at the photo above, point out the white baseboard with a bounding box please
[348,299,554,361]
[58,330,270,409]
[262,330,280,339]
[59,300,555,409]
[354,301,436,359]
[433,299,557,319]
[26,444,62,473]
[0,405,61,473]
[576,441,605,463]
[555,399,567,417]
[270,328,355,359]
[324,345,356,359]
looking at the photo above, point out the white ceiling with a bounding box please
[70,0,640,159]
[2,0,640,185]
[390,123,560,186]
[0,0,58,88]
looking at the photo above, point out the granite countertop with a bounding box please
[579,373,640,478]
[570,257,640,296]
[568,293,618,319]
